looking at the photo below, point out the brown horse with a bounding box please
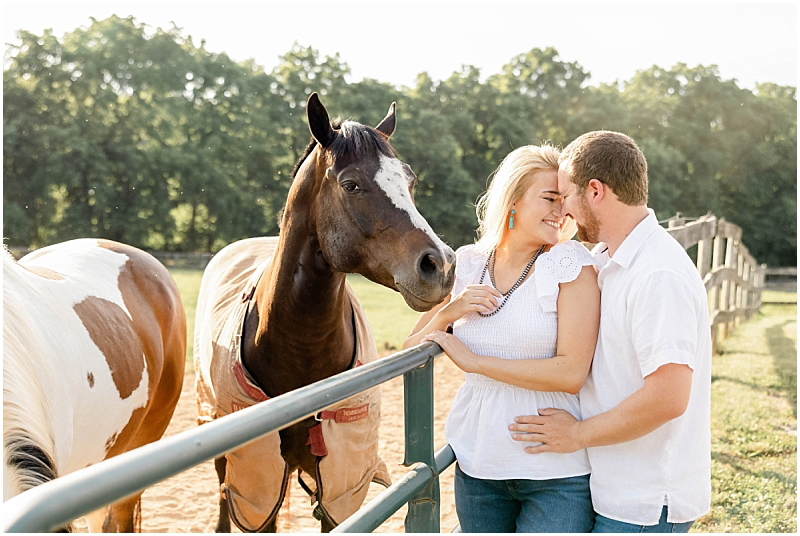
[194,93,455,532]
[3,240,186,531]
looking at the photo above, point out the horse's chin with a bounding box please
[355,270,452,312]
[395,283,445,313]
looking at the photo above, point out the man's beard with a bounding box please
[576,196,601,243]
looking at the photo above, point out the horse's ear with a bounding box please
[375,102,396,138]
[307,92,336,148]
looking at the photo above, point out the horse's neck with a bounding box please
[242,159,356,396]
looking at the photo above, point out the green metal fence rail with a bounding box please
[334,444,456,533]
[2,342,454,533]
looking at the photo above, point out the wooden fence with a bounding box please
[663,213,767,355]
[763,267,797,296]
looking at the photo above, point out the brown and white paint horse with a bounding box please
[195,93,455,532]
[3,239,186,532]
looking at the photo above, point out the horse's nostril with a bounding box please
[420,254,438,275]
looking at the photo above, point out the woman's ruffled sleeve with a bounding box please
[534,240,596,313]
[451,244,488,298]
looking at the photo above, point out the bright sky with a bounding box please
[2,1,798,90]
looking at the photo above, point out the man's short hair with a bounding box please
[559,131,648,206]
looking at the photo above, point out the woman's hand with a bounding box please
[441,284,502,322]
[422,330,481,374]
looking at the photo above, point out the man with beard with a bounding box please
[509,131,711,533]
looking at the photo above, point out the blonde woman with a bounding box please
[403,144,600,532]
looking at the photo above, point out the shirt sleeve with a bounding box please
[535,240,597,313]
[628,270,702,378]
[450,245,486,299]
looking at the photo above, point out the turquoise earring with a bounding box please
[509,209,515,230]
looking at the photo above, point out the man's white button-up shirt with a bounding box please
[580,210,712,525]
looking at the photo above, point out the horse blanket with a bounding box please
[195,237,391,531]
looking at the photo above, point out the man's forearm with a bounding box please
[577,364,693,448]
[577,387,681,448]
[511,363,693,454]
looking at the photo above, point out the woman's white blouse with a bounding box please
[445,240,596,480]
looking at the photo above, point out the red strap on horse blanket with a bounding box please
[307,424,328,457]
[317,403,370,423]
[307,402,370,457]
[305,358,368,458]
[233,361,269,403]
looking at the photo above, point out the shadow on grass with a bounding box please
[710,367,797,411]
[711,450,755,476]
[767,317,797,417]
[711,374,778,393]
[712,451,797,481]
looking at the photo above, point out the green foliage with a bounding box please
[3,18,796,264]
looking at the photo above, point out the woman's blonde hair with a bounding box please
[475,143,577,253]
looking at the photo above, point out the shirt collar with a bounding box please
[607,209,660,269]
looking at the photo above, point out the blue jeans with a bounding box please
[454,463,594,533]
[593,505,695,533]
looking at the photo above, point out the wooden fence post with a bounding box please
[720,236,736,339]
[756,264,767,308]
[735,251,744,328]
[710,235,725,355]
[668,212,685,230]
[696,213,713,280]
[748,263,757,319]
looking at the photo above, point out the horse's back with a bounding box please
[193,237,278,420]
[5,238,186,476]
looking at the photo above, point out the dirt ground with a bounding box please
[76,356,465,533]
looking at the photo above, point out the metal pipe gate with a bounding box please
[2,342,454,533]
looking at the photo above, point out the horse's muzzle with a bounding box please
[394,246,455,312]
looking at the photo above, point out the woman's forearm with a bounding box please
[402,311,453,349]
[470,353,590,394]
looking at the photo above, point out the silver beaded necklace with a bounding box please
[477,244,547,317]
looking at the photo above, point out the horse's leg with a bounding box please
[101,372,182,531]
[214,455,282,533]
[214,456,232,533]
[102,494,142,532]
[83,508,108,532]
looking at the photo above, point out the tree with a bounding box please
[621,64,797,265]
[4,25,795,264]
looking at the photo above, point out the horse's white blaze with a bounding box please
[4,239,150,478]
[374,154,453,272]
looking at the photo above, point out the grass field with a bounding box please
[169,269,797,531]
[762,289,797,304]
[694,300,797,533]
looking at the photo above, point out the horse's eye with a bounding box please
[341,181,360,193]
